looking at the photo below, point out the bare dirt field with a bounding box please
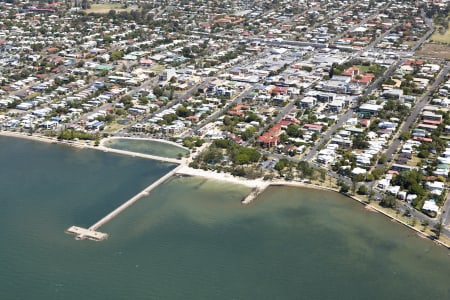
[416,43,450,60]
[85,4,134,14]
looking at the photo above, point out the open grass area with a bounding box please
[408,156,422,167]
[354,64,372,74]
[104,122,128,134]
[430,22,450,44]
[403,41,416,47]
[430,30,450,43]
[416,43,450,60]
[150,64,166,72]
[85,4,134,14]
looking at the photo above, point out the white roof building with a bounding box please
[422,200,439,213]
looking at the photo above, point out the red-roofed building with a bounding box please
[46,47,59,53]
[186,115,200,122]
[422,119,441,125]
[413,136,433,142]
[227,104,250,117]
[342,66,360,77]
[139,58,153,67]
[279,117,299,127]
[234,136,243,144]
[404,59,424,66]
[387,170,399,175]
[269,123,282,135]
[257,133,280,148]
[234,104,250,111]
[227,110,244,117]
[360,119,370,127]
[352,74,374,86]
[269,86,288,95]
[303,123,323,132]
[257,123,282,148]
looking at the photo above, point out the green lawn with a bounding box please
[430,30,450,43]
[354,65,372,74]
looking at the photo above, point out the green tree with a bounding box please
[110,51,124,61]
[421,220,429,232]
[153,87,164,98]
[176,106,192,118]
[380,195,397,208]
[223,116,232,126]
[286,124,301,137]
[275,160,286,171]
[241,127,256,141]
[399,131,411,141]
[340,184,350,193]
[433,219,443,239]
[357,185,368,195]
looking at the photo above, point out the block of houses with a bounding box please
[422,111,442,125]
[358,103,383,115]
[328,99,345,112]
[299,96,316,108]
[303,123,323,132]
[422,200,439,213]
[382,88,403,99]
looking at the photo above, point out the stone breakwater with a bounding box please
[241,186,267,205]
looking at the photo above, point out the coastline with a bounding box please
[2,130,449,249]
[270,180,450,250]
[0,131,184,164]
[176,164,270,189]
[0,130,93,148]
[101,136,190,151]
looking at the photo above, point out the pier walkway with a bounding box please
[66,164,183,241]
[97,145,184,165]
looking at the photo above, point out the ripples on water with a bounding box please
[1,137,450,300]
[103,138,189,159]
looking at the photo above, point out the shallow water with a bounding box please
[103,138,189,158]
[1,136,450,300]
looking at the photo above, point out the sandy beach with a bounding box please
[0,131,185,163]
[0,130,100,150]
[101,136,190,151]
[0,131,63,145]
[176,164,270,189]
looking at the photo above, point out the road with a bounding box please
[384,63,450,161]
[180,84,254,138]
[329,2,392,45]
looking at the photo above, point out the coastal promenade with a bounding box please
[97,145,183,165]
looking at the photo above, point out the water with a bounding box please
[103,138,189,159]
[1,136,450,300]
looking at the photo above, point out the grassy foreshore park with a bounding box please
[1,130,449,249]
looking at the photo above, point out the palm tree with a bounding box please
[433,218,443,239]
[421,220,429,232]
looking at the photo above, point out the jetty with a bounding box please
[241,186,268,205]
[66,164,183,241]
[65,226,108,241]
[97,145,183,164]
